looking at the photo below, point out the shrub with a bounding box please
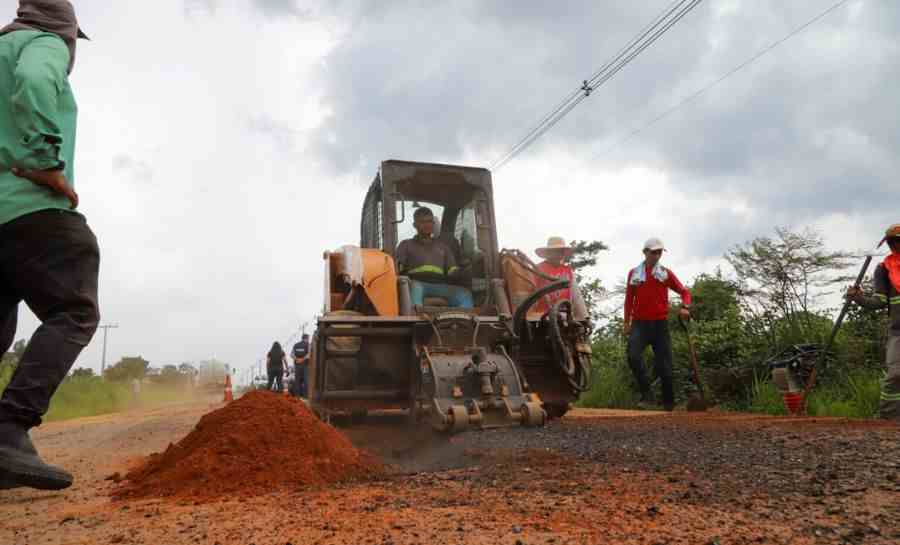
[749,374,787,416]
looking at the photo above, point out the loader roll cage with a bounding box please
[311,159,591,428]
[361,160,500,306]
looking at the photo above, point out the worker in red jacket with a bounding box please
[624,238,692,411]
[534,236,574,313]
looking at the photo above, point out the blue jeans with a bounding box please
[294,363,308,397]
[409,280,474,309]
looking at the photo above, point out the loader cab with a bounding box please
[360,160,500,308]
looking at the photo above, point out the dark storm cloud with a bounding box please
[306,1,715,174]
[297,0,896,252]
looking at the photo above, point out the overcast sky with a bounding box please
[3,0,895,381]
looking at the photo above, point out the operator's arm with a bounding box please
[445,242,460,276]
[12,35,70,171]
[395,240,408,274]
[851,265,889,310]
[666,269,692,308]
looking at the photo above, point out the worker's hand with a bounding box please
[845,286,863,301]
[11,167,78,209]
[679,307,691,321]
[623,321,632,337]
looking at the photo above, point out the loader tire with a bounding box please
[544,402,570,420]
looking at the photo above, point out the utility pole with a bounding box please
[98,324,119,376]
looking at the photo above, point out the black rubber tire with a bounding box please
[543,402,570,420]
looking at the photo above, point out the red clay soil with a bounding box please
[114,391,381,503]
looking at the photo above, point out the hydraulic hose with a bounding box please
[548,300,593,393]
[511,279,570,337]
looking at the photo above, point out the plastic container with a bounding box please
[782,392,804,415]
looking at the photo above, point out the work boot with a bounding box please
[0,421,73,490]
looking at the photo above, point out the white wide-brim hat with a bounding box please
[536,236,574,259]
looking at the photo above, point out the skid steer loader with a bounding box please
[310,160,593,432]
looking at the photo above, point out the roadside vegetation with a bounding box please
[576,227,885,418]
[0,352,225,422]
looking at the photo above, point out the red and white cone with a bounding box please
[223,374,234,403]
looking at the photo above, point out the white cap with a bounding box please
[643,237,665,251]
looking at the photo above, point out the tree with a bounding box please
[567,239,609,319]
[70,367,95,378]
[688,270,740,323]
[103,356,150,382]
[725,227,854,347]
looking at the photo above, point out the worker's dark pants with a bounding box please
[627,319,674,408]
[0,210,100,428]
[293,362,307,397]
[881,335,900,421]
[267,368,283,392]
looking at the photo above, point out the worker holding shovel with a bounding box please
[846,224,900,422]
[624,238,691,411]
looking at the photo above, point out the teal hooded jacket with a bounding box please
[0,29,78,225]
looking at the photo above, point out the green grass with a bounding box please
[1,359,205,422]
[577,361,639,409]
[747,369,882,419]
[806,370,881,418]
[748,373,787,415]
[44,376,131,421]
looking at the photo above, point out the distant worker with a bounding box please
[846,224,900,422]
[534,236,575,312]
[291,334,310,398]
[623,238,691,411]
[396,207,473,309]
[266,341,286,393]
[0,1,95,491]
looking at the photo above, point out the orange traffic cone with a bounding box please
[223,374,234,403]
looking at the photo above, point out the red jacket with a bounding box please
[624,265,691,322]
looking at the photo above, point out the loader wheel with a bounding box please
[543,402,570,420]
[449,405,470,433]
[521,402,546,427]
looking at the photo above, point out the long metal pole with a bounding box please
[98,324,119,375]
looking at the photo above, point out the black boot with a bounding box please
[0,421,73,490]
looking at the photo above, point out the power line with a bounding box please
[492,0,689,170]
[596,0,853,156]
[490,0,705,171]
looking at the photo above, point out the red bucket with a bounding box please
[782,392,804,415]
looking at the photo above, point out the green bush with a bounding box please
[749,373,787,415]
[578,360,639,409]
[44,376,131,421]
[806,370,881,418]
[578,322,639,409]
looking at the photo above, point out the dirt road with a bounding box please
[1,401,898,545]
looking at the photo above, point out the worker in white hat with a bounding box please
[623,237,692,411]
[534,236,575,312]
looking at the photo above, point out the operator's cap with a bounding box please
[879,223,900,246]
[643,237,666,252]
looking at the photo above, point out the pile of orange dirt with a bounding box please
[115,391,382,502]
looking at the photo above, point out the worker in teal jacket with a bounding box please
[0,1,97,491]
